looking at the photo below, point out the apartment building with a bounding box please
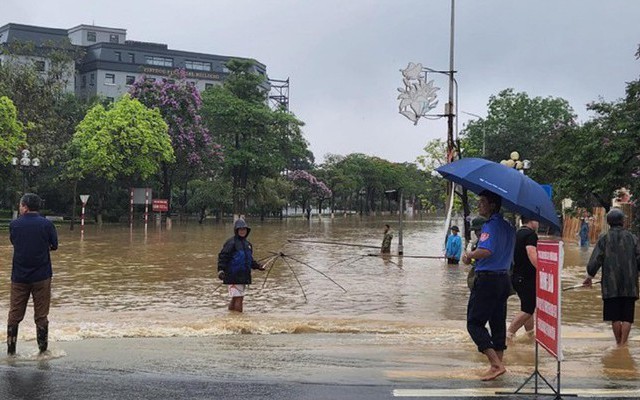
[0,23,268,101]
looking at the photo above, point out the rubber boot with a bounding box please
[37,325,48,353]
[7,325,18,355]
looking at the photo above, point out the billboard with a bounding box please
[535,240,564,360]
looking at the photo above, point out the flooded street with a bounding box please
[0,216,638,394]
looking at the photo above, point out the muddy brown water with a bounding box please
[0,216,637,389]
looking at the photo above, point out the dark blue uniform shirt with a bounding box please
[475,213,515,273]
[9,213,58,284]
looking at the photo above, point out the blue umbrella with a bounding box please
[436,158,561,232]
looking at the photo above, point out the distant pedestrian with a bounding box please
[583,208,640,347]
[7,193,58,355]
[579,217,590,247]
[445,225,462,264]
[467,217,487,253]
[461,190,515,381]
[381,224,393,254]
[217,219,265,313]
[507,216,539,343]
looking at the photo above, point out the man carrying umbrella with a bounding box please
[461,190,515,381]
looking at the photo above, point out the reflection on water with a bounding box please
[0,216,638,384]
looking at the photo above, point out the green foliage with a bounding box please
[0,41,86,166]
[69,96,174,181]
[186,178,233,214]
[0,96,26,163]
[460,89,576,180]
[549,79,640,209]
[201,60,312,214]
[249,177,293,217]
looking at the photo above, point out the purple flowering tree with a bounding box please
[288,170,332,215]
[130,69,222,215]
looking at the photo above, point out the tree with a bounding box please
[0,96,26,163]
[287,170,332,214]
[202,59,311,215]
[130,69,221,215]
[549,79,640,211]
[68,95,174,223]
[250,177,293,220]
[0,40,85,166]
[185,178,233,223]
[460,89,576,186]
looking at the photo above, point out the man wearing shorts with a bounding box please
[217,218,265,312]
[584,208,640,347]
[507,216,539,342]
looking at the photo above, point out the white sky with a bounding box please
[4,0,640,164]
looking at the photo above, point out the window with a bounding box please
[106,97,114,103]
[87,31,96,42]
[104,73,115,85]
[222,65,231,73]
[34,61,45,72]
[128,53,135,63]
[145,77,155,83]
[145,55,173,67]
[115,51,122,62]
[205,83,214,90]
[126,75,136,85]
[90,73,95,86]
[81,75,86,88]
[185,60,212,71]
[109,34,119,43]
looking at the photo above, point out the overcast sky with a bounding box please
[4,0,640,164]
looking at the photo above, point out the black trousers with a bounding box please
[467,273,511,353]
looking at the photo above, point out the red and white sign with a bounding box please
[535,240,564,360]
[152,199,169,212]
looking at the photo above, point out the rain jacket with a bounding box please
[445,233,462,261]
[217,219,261,284]
[586,226,640,299]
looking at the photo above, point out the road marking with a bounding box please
[393,388,640,397]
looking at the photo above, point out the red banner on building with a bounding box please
[152,199,169,212]
[535,240,564,360]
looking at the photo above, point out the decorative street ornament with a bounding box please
[397,62,440,125]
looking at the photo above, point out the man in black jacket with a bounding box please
[217,219,264,312]
[8,193,58,355]
[584,208,640,347]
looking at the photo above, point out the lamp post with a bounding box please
[11,149,41,194]
[500,151,531,174]
[461,111,485,156]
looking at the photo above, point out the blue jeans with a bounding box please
[467,272,511,353]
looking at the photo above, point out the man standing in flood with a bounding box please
[7,193,58,355]
[583,208,640,347]
[461,190,515,381]
[217,218,265,313]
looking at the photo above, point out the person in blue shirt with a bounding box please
[7,193,58,355]
[461,190,515,381]
[445,225,462,264]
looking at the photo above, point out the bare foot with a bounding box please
[481,365,506,381]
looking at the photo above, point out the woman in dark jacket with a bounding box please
[217,219,264,312]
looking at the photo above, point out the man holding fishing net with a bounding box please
[217,219,265,312]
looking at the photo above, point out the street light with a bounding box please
[500,151,531,174]
[11,149,41,194]
[461,111,485,156]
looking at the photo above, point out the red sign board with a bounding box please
[535,240,564,360]
[152,199,169,212]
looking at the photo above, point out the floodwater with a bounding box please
[0,216,638,391]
